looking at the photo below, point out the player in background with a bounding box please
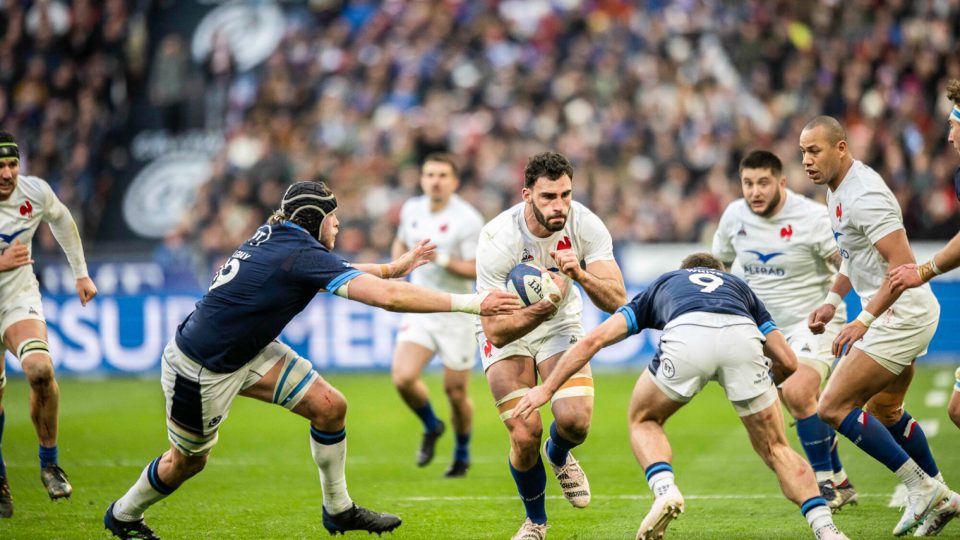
[476,152,626,540]
[0,131,98,517]
[513,253,849,540]
[802,116,959,536]
[390,153,484,476]
[103,180,521,540]
[712,149,856,509]
[888,79,960,432]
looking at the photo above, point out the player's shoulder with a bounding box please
[843,161,890,196]
[480,202,522,239]
[783,190,828,218]
[449,195,484,223]
[570,200,609,232]
[16,175,52,197]
[399,195,426,216]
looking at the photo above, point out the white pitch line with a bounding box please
[400,493,890,502]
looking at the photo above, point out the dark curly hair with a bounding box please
[524,151,574,188]
[947,79,960,107]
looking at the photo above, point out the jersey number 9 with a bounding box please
[688,272,723,293]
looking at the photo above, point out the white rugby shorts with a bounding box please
[0,290,46,358]
[396,312,477,371]
[477,321,584,371]
[648,312,778,417]
[781,316,843,381]
[854,303,939,375]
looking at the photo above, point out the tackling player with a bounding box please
[103,180,521,539]
[513,253,849,540]
[0,131,98,517]
[390,153,484,476]
[475,152,626,540]
[713,149,856,509]
[802,116,958,536]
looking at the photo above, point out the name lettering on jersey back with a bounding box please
[232,250,251,260]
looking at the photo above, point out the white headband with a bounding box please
[951,105,960,122]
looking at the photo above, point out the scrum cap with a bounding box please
[281,180,338,238]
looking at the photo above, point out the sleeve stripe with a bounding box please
[327,269,364,294]
[616,306,639,335]
[758,321,777,336]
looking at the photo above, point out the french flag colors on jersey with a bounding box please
[176,222,363,373]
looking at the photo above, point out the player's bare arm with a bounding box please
[808,272,852,335]
[480,271,569,347]
[824,249,842,273]
[336,273,521,316]
[513,313,630,419]
[0,239,33,271]
[889,232,960,293]
[550,252,626,313]
[762,329,798,385]
[831,229,915,357]
[353,238,436,279]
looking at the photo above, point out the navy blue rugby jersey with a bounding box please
[176,221,363,372]
[616,267,777,337]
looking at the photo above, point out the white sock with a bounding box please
[832,469,848,486]
[647,470,675,499]
[895,459,930,490]
[805,504,834,533]
[114,457,173,521]
[310,431,353,514]
[815,470,834,483]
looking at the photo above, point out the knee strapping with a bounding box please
[167,421,218,457]
[272,356,318,410]
[550,374,594,404]
[496,387,530,421]
[17,339,50,362]
[0,370,5,389]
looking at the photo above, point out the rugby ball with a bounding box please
[506,263,545,306]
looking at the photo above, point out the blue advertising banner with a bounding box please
[3,283,959,376]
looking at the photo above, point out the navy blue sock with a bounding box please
[39,445,58,469]
[796,414,834,474]
[546,421,578,466]
[146,455,176,495]
[837,408,909,472]
[0,410,5,478]
[413,402,440,433]
[509,456,547,525]
[887,411,939,478]
[454,432,470,463]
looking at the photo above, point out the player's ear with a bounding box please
[521,187,532,203]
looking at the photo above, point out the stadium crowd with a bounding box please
[1,0,959,271]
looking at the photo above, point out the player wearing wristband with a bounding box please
[475,152,626,540]
[713,150,855,509]
[801,117,957,536]
[390,154,485,476]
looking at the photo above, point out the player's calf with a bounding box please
[322,502,401,535]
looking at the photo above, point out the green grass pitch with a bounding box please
[0,366,958,539]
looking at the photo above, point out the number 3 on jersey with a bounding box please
[689,272,723,293]
[210,257,241,291]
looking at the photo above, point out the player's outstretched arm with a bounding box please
[550,252,626,313]
[514,313,630,419]
[762,329,798,385]
[335,273,521,316]
[889,231,960,293]
[480,271,568,347]
[353,239,436,279]
[76,276,97,306]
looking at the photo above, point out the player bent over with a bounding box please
[713,149,856,510]
[514,253,849,540]
[103,180,521,539]
[0,132,98,517]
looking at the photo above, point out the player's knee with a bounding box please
[22,359,54,388]
[815,400,844,429]
[780,384,816,418]
[556,412,591,443]
[171,451,208,478]
[391,368,417,391]
[306,387,347,426]
[864,403,902,427]
[508,423,542,455]
[443,381,467,404]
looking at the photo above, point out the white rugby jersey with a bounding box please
[713,190,845,328]
[397,194,483,294]
[476,200,615,334]
[827,160,937,323]
[0,175,88,297]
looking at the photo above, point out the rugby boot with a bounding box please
[511,518,547,540]
[416,420,445,467]
[835,480,859,510]
[0,476,11,517]
[893,478,949,536]
[544,438,590,508]
[322,503,401,535]
[914,490,960,536]
[104,502,160,539]
[41,464,72,499]
[637,484,684,540]
[443,459,469,478]
[818,480,843,511]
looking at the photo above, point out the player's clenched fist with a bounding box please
[807,303,836,335]
[550,249,584,281]
[76,276,98,306]
[0,239,33,271]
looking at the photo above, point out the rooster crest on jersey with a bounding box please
[506,263,545,306]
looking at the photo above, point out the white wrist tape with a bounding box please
[929,257,943,275]
[451,291,488,315]
[540,272,564,309]
[824,291,843,308]
[855,310,876,328]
